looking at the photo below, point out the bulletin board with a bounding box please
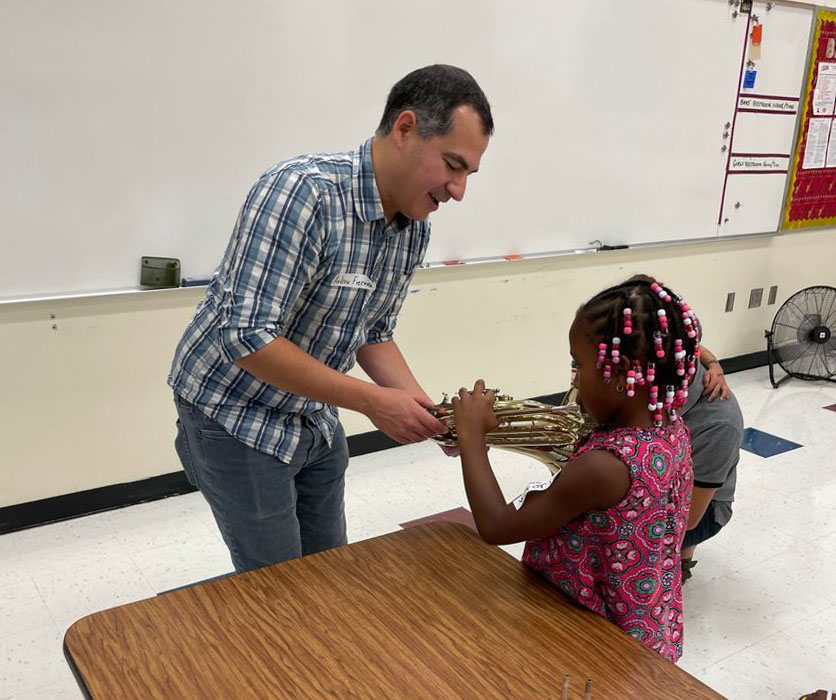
[782,8,836,229]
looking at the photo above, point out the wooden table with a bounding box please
[64,523,723,698]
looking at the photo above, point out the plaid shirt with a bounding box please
[168,138,430,461]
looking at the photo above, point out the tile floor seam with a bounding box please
[29,576,67,638]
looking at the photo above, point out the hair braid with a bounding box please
[575,275,702,424]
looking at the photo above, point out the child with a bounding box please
[452,276,698,663]
[679,345,743,582]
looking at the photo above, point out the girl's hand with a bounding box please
[451,379,499,442]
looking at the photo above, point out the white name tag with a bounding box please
[331,272,375,291]
[512,472,559,510]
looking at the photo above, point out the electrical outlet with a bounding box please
[725,292,735,312]
[768,285,778,305]
[748,287,763,308]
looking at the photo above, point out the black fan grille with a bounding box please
[771,286,836,379]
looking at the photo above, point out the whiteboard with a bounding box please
[0,0,813,300]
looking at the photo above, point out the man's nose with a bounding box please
[446,173,467,202]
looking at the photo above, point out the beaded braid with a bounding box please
[576,275,702,426]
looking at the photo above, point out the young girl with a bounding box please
[452,275,698,663]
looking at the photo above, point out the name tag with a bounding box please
[331,272,375,291]
[512,473,559,510]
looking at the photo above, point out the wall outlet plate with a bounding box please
[725,292,736,312]
[140,257,181,288]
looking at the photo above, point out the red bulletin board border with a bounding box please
[783,9,836,229]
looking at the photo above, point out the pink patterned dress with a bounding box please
[522,420,693,662]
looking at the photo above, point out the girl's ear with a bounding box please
[610,353,633,381]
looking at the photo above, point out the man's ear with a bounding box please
[390,110,418,146]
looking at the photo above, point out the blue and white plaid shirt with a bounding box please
[168,138,430,461]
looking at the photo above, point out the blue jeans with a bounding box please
[173,395,349,573]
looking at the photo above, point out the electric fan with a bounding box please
[765,286,836,388]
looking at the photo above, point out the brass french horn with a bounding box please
[431,387,595,475]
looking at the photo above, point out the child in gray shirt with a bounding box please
[680,350,744,581]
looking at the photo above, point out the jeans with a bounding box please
[173,395,349,573]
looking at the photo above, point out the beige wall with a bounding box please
[2,229,834,507]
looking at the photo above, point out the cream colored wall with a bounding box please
[1,229,834,508]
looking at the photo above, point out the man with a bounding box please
[169,65,493,572]
[680,346,744,581]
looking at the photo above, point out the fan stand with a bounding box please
[765,329,792,389]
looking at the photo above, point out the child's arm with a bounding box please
[687,486,717,529]
[699,345,730,401]
[453,381,631,546]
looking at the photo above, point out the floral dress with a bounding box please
[522,420,693,662]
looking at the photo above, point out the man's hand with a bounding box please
[366,388,445,444]
[451,380,499,444]
[703,362,730,402]
[427,401,461,456]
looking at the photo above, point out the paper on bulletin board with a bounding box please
[802,118,831,169]
[782,9,836,229]
[825,120,836,167]
[813,62,836,114]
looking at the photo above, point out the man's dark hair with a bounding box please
[376,64,494,139]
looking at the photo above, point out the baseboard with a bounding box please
[0,472,197,535]
[718,350,767,374]
[346,431,400,456]
[0,354,765,534]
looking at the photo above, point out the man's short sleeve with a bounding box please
[216,168,324,361]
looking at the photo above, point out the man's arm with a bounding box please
[356,339,457,452]
[236,338,443,443]
[700,345,730,401]
[356,340,435,406]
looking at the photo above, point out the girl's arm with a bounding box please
[454,381,630,545]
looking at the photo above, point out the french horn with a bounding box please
[431,387,596,475]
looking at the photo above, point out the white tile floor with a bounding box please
[2,367,836,699]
